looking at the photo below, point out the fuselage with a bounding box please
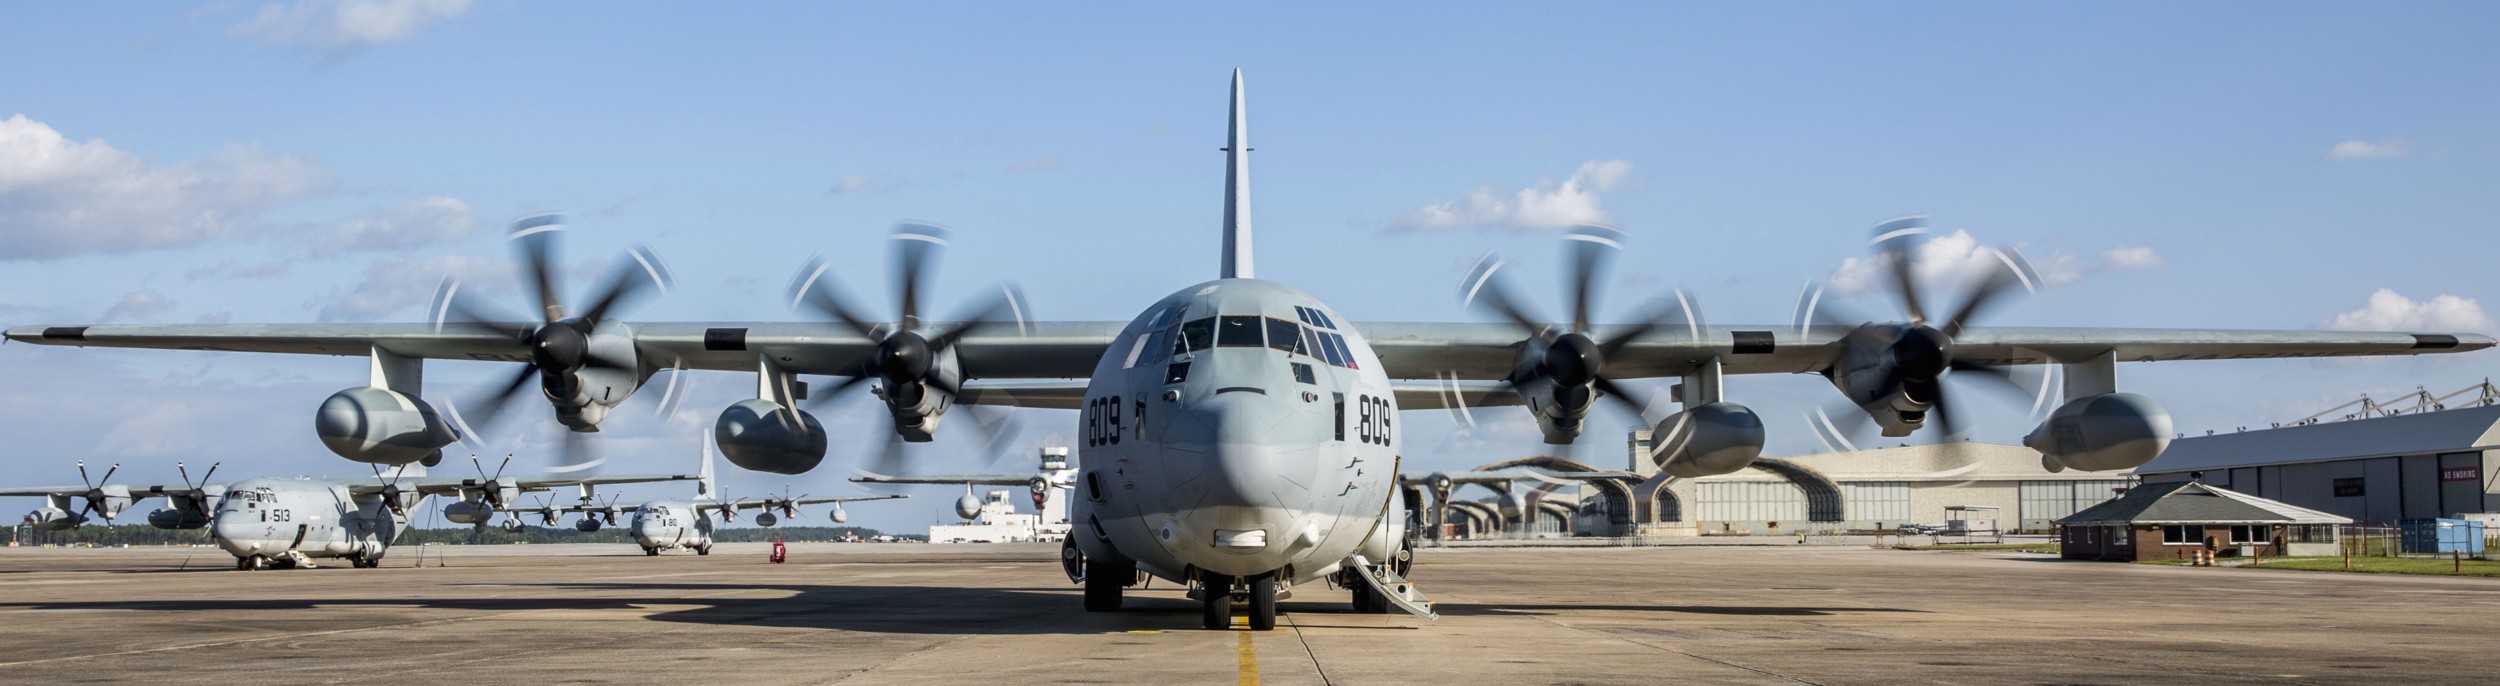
[1074,278,1400,587]
[630,499,716,551]
[209,477,410,562]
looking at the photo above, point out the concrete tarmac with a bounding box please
[1,542,2496,685]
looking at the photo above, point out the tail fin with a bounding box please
[1221,69,1254,280]
[698,436,717,499]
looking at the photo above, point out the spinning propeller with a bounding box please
[69,460,129,523]
[435,214,677,471]
[173,461,223,518]
[785,222,1029,477]
[1458,224,1701,439]
[1801,216,2041,440]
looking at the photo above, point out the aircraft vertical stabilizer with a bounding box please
[1221,69,1254,280]
[698,437,717,498]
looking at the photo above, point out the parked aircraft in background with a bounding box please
[3,457,696,570]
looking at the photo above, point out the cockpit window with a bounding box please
[1179,317,1216,352]
[1316,331,1346,366]
[1145,305,1183,331]
[1216,316,1264,347]
[1164,361,1191,384]
[1265,318,1302,354]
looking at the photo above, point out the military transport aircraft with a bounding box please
[514,439,906,555]
[2,457,697,570]
[7,70,2491,629]
[851,445,1077,523]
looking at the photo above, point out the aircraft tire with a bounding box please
[1082,560,1126,612]
[242,556,263,571]
[1350,586,1377,613]
[696,545,711,556]
[1200,574,1233,630]
[1247,573,1277,631]
[643,547,658,556]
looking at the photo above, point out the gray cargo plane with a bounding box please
[517,440,905,555]
[3,458,697,570]
[7,71,2491,629]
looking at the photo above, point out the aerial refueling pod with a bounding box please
[441,500,496,525]
[2026,393,2173,473]
[954,492,983,521]
[1650,402,1767,478]
[829,503,848,524]
[755,512,779,528]
[146,508,209,530]
[574,517,602,533]
[713,400,829,475]
[315,387,457,467]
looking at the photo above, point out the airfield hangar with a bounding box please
[1508,433,2141,539]
[2135,399,2500,524]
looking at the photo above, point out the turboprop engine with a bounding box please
[441,500,496,525]
[315,387,458,466]
[713,400,830,475]
[24,506,84,531]
[1650,402,1766,478]
[2026,393,2173,473]
[754,512,779,528]
[146,508,209,530]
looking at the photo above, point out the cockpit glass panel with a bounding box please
[1294,306,1315,326]
[1141,327,1173,364]
[1302,328,1323,360]
[1216,316,1264,347]
[1264,318,1300,353]
[1164,362,1192,385]
[1291,362,1317,384]
[1180,317,1216,352]
[1317,331,1346,366]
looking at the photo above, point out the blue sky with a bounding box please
[3,2,2496,532]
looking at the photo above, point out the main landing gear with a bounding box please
[1199,571,1278,631]
[1083,559,1134,612]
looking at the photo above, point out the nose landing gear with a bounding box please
[1198,571,1279,631]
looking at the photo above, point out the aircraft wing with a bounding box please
[1401,470,1638,487]
[713,494,908,511]
[13,320,2482,382]
[851,472,1044,487]
[1388,380,1524,411]
[954,380,1089,409]
[385,473,699,496]
[0,485,100,497]
[1357,323,2493,380]
[3,322,1124,379]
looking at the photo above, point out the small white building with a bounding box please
[1572,438,2137,536]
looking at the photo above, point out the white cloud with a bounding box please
[0,114,326,260]
[1825,230,2167,296]
[2101,245,2168,270]
[1007,156,1061,173]
[2323,289,2495,333]
[315,254,515,322]
[99,291,178,323]
[231,0,471,48]
[1394,160,1636,231]
[185,260,291,281]
[825,174,885,195]
[308,195,478,257]
[2323,139,2408,161]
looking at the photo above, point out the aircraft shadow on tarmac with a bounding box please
[0,580,1927,633]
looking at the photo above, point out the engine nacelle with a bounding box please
[829,504,848,524]
[2026,393,2173,473]
[501,518,525,533]
[147,508,209,530]
[1359,503,1411,563]
[1651,402,1767,478]
[755,512,779,528]
[713,400,829,475]
[24,507,85,531]
[441,500,495,525]
[955,493,982,521]
[315,387,458,466]
[574,517,602,533]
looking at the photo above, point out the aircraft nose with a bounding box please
[1167,392,1305,508]
[210,512,257,556]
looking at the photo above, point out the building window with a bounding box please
[1696,481,1808,522]
[2230,525,2271,544]
[2162,525,2205,545]
[2333,477,2365,497]
[2020,479,2134,523]
[2111,526,2132,546]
